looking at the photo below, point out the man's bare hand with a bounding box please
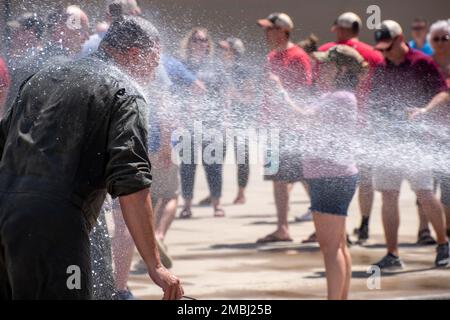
[408,107,426,120]
[149,265,184,300]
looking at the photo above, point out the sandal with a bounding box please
[257,233,293,244]
[179,208,192,219]
[417,229,437,246]
[214,208,225,218]
[302,232,317,243]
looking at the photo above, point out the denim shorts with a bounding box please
[307,175,359,216]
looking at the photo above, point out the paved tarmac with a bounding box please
[120,160,450,300]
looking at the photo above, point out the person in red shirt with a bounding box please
[256,12,312,243]
[314,12,384,243]
[0,56,10,117]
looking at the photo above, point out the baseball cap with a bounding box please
[333,12,362,31]
[257,12,294,31]
[313,44,369,70]
[219,37,246,56]
[374,20,403,50]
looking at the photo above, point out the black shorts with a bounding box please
[0,192,92,300]
[264,152,304,183]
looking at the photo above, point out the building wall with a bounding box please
[1,0,450,57]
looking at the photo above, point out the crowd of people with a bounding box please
[0,0,449,300]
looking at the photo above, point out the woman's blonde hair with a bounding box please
[179,27,214,60]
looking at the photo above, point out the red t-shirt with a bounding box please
[268,44,312,91]
[262,45,312,124]
[0,56,11,116]
[317,39,384,118]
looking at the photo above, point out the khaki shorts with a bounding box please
[373,166,434,192]
[148,152,180,199]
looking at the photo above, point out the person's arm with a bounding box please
[410,60,449,119]
[157,95,176,169]
[268,73,312,116]
[410,91,450,119]
[119,189,183,300]
[106,93,183,299]
[0,59,11,116]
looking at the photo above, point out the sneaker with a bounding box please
[435,242,450,268]
[356,225,369,243]
[295,209,313,222]
[117,288,137,300]
[417,229,437,246]
[374,253,405,271]
[346,234,353,247]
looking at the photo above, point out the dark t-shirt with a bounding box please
[367,48,448,147]
[369,48,448,123]
[0,51,152,228]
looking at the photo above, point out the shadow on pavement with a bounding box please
[210,242,321,253]
[304,267,437,279]
[360,243,426,249]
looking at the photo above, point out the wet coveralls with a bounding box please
[0,52,152,299]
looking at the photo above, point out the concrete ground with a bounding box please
[121,159,450,300]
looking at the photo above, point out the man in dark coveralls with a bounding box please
[0,16,184,300]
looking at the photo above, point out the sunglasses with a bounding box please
[432,35,450,43]
[411,25,426,31]
[191,37,208,43]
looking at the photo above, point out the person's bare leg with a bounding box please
[416,191,448,244]
[212,197,225,217]
[359,183,374,220]
[111,207,135,291]
[444,206,450,234]
[300,180,310,198]
[257,181,291,242]
[234,186,246,204]
[287,182,294,193]
[417,200,431,232]
[273,181,290,238]
[155,197,179,241]
[314,212,347,300]
[183,198,192,210]
[381,191,400,256]
[341,233,352,300]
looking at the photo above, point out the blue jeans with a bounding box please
[306,175,359,216]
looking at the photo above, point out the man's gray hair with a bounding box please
[100,15,159,52]
[428,19,450,42]
[107,0,141,18]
